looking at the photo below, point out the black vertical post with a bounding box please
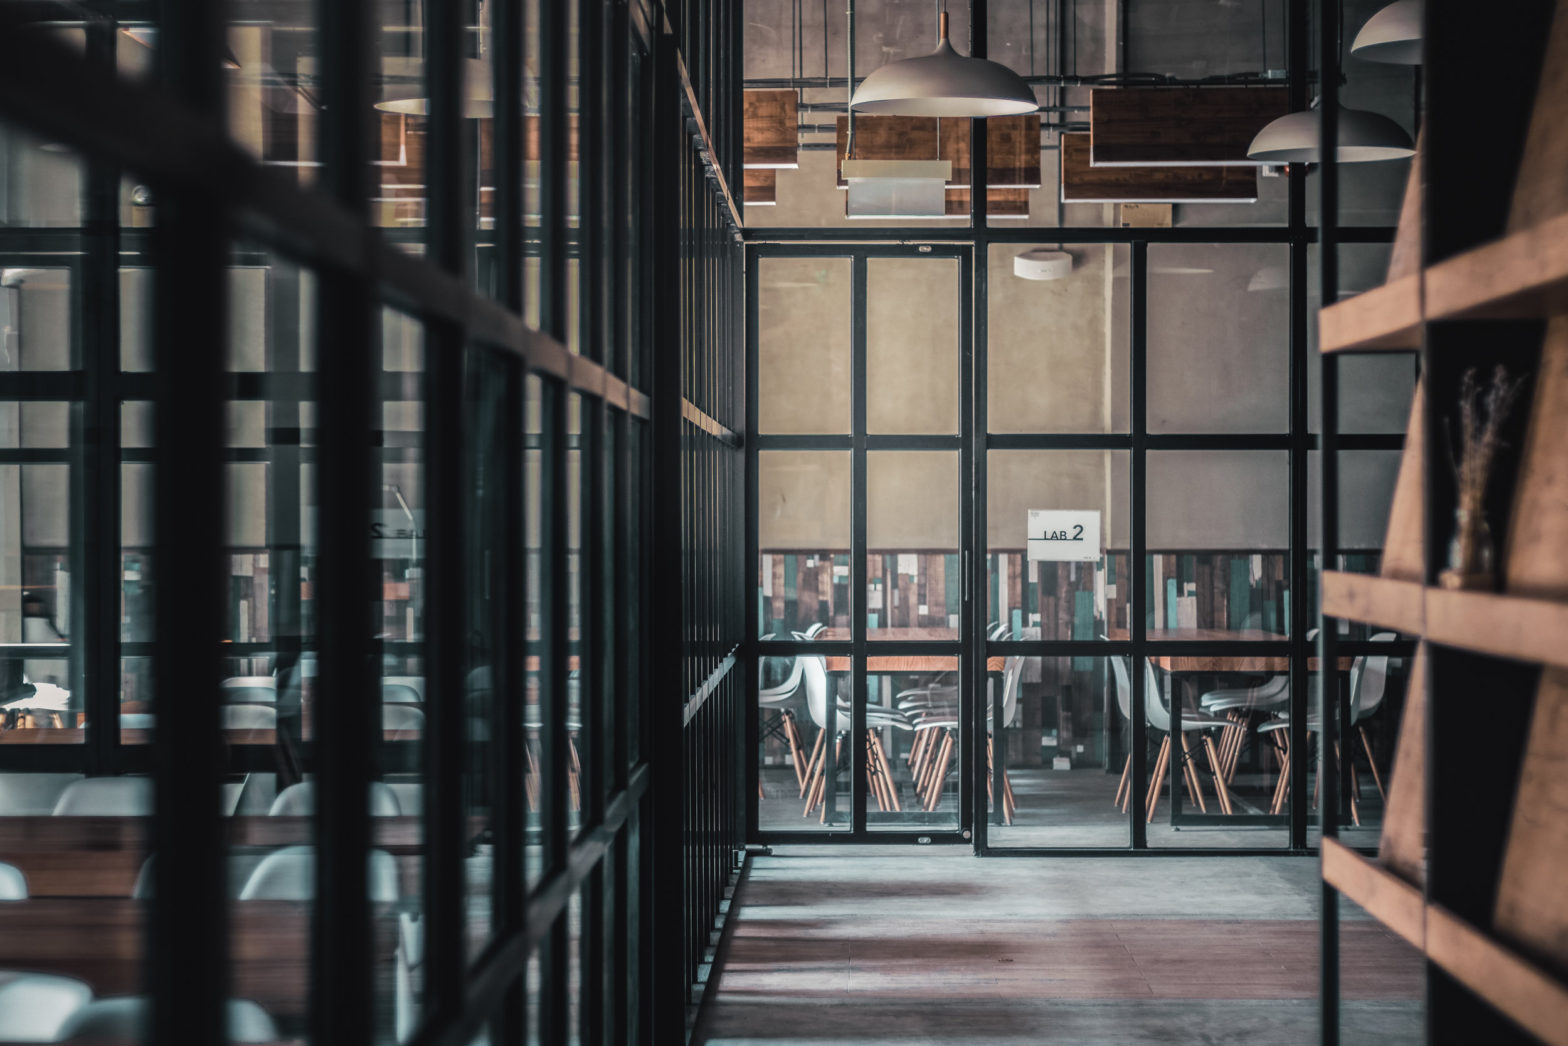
[423,0,470,1032]
[148,0,228,1044]
[743,248,760,840]
[646,27,687,1044]
[313,0,376,1040]
[1129,240,1148,849]
[1286,0,1310,855]
[1316,0,1342,1043]
[78,20,120,779]
[970,0,991,843]
[966,244,983,850]
[850,254,867,833]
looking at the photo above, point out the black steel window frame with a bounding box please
[0,0,741,1043]
[741,0,1413,857]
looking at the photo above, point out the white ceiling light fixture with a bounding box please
[843,159,952,219]
[1351,0,1423,65]
[1013,248,1073,281]
[849,10,1038,118]
[375,57,494,118]
[1246,104,1414,164]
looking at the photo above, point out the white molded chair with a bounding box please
[237,844,400,902]
[55,996,278,1043]
[268,780,402,817]
[798,656,912,817]
[757,640,810,796]
[382,682,422,705]
[1111,657,1232,820]
[0,772,84,815]
[382,675,425,702]
[221,703,278,730]
[51,776,152,816]
[0,860,27,899]
[0,971,93,1042]
[383,704,426,733]
[220,677,277,705]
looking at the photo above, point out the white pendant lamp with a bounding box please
[375,57,494,118]
[1246,105,1414,164]
[849,11,1037,118]
[1351,0,1423,65]
[1013,249,1074,281]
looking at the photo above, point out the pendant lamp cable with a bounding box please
[845,0,856,158]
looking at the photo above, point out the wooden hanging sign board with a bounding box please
[1060,134,1258,203]
[1088,87,1290,166]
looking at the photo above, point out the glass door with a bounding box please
[752,246,973,841]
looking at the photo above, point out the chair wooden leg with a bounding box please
[801,728,826,799]
[1179,733,1208,813]
[783,711,808,791]
[1114,754,1132,808]
[1146,735,1171,823]
[869,731,901,812]
[1203,734,1234,816]
[921,733,947,815]
[1359,726,1387,801]
[1001,765,1017,824]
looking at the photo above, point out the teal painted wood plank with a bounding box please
[1165,578,1179,630]
[1229,559,1250,631]
[1073,590,1095,671]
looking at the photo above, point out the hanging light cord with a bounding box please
[845,0,856,158]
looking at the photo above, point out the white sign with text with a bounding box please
[1026,510,1101,562]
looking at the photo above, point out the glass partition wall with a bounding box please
[0,1,745,1044]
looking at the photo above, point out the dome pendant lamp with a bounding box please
[849,9,1037,118]
[1351,0,1423,65]
[1246,103,1414,164]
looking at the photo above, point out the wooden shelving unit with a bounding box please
[1322,211,1568,353]
[1322,573,1568,670]
[1318,4,1568,1042]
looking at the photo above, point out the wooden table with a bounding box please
[0,897,396,1024]
[1109,628,1354,673]
[0,816,451,897]
[816,628,1005,674]
[1110,628,1354,822]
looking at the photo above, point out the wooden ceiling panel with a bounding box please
[744,168,778,206]
[1089,87,1290,166]
[1061,133,1258,202]
[744,89,800,169]
[835,115,1041,189]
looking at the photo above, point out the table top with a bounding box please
[0,898,395,1018]
[813,628,1004,673]
[1108,629,1353,673]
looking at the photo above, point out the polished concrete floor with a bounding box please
[696,848,1423,1045]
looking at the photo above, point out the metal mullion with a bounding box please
[1144,434,1295,451]
[539,373,572,1044]
[492,0,523,313]
[537,0,567,339]
[493,358,526,999]
[849,254,868,834]
[579,0,604,365]
[864,434,964,451]
[752,434,853,451]
[966,237,987,846]
[77,17,118,786]
[744,247,760,839]
[985,433,1133,450]
[147,0,228,1042]
[582,398,608,829]
[0,372,84,399]
[1313,0,1341,1031]
[1286,0,1311,852]
[1129,240,1148,849]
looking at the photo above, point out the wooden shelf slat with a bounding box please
[1427,210,1568,323]
[1321,839,1425,949]
[1426,904,1568,1046]
[1320,571,1424,634]
[1319,274,1423,353]
[1426,589,1568,668]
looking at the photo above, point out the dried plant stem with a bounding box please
[1447,365,1526,516]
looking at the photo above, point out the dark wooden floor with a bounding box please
[697,848,1424,1045]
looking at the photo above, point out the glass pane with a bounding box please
[987,450,1129,641]
[1339,897,1425,1039]
[566,394,583,839]
[866,257,958,434]
[378,308,425,1040]
[867,452,958,641]
[867,656,960,831]
[1148,245,1288,434]
[1308,244,1417,435]
[523,375,543,888]
[464,347,506,962]
[222,246,318,1046]
[521,0,543,323]
[1146,452,1290,638]
[230,0,320,188]
[987,243,1129,434]
[0,462,79,740]
[757,451,850,638]
[756,257,851,434]
[1309,449,1402,576]
[989,657,1126,848]
[760,652,850,833]
[0,266,74,371]
[0,124,82,228]
[1144,656,1290,849]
